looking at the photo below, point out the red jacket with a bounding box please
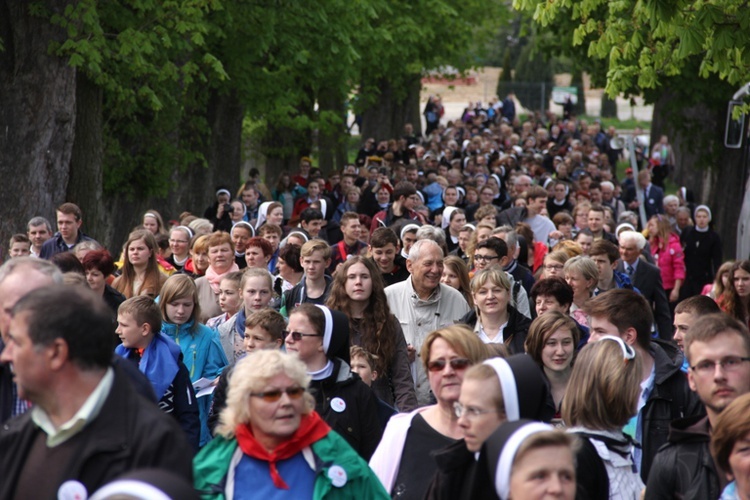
[651,233,685,290]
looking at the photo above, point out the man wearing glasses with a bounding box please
[646,314,750,500]
[586,289,702,483]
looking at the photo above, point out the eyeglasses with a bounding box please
[474,254,499,263]
[454,402,497,419]
[690,357,750,375]
[598,335,636,361]
[285,331,322,342]
[427,357,471,372]
[250,387,305,403]
[544,264,564,271]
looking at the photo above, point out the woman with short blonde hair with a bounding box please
[195,350,388,498]
[458,267,530,353]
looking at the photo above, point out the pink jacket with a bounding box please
[651,233,685,290]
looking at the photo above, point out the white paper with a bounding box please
[195,385,216,398]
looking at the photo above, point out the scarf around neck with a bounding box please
[235,411,330,489]
[205,263,240,293]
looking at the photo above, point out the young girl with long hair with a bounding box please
[326,256,418,412]
[113,229,167,299]
[159,274,228,446]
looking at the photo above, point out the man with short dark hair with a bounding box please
[298,207,325,240]
[369,227,409,286]
[646,314,750,499]
[589,239,635,292]
[328,212,367,274]
[370,181,426,233]
[586,204,618,244]
[40,203,96,259]
[240,184,260,225]
[586,289,703,482]
[0,285,193,498]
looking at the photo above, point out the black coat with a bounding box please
[424,439,497,500]
[640,340,705,482]
[0,363,193,498]
[680,227,723,298]
[645,415,721,500]
[310,358,383,461]
[458,306,531,354]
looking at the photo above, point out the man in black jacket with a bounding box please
[587,289,703,483]
[645,314,750,499]
[0,285,193,499]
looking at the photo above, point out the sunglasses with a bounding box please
[285,331,322,342]
[427,358,471,372]
[250,387,305,403]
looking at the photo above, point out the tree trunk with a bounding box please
[0,1,77,244]
[361,74,422,141]
[168,89,245,214]
[68,72,105,242]
[650,89,745,257]
[317,87,348,176]
[600,93,617,118]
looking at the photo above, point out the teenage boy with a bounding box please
[370,181,426,233]
[586,289,703,482]
[115,296,200,450]
[329,212,368,274]
[258,223,283,272]
[589,239,635,293]
[298,207,325,240]
[282,239,333,315]
[207,309,286,434]
[369,227,410,286]
[8,234,31,258]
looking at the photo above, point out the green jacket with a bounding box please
[194,430,389,499]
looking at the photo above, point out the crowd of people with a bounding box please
[0,108,748,500]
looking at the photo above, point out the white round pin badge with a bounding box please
[58,480,88,500]
[330,397,346,413]
[328,465,348,487]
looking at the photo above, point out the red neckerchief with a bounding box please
[235,411,330,489]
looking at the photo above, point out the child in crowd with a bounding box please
[8,234,31,258]
[208,308,286,433]
[350,345,396,429]
[216,268,275,363]
[159,274,228,447]
[115,296,200,450]
[205,271,243,330]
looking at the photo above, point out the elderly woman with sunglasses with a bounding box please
[194,349,389,499]
[369,325,489,499]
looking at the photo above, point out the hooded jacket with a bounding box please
[645,415,722,500]
[640,340,704,482]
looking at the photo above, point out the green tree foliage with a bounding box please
[514,0,750,97]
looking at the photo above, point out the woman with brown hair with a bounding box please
[112,229,167,299]
[720,260,750,325]
[441,255,474,308]
[524,311,579,420]
[326,256,417,412]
